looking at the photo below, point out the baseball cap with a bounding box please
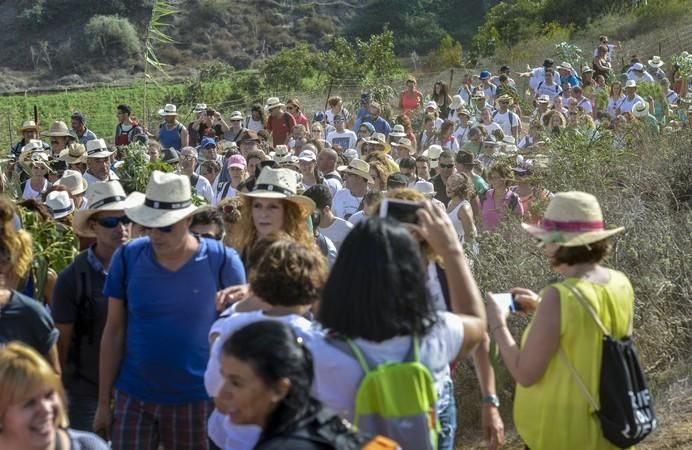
[227,154,247,169]
[200,137,217,148]
[298,150,317,162]
[479,70,491,80]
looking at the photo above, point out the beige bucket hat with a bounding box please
[56,169,88,196]
[241,167,316,213]
[422,144,443,168]
[522,191,624,247]
[337,158,373,183]
[41,121,71,137]
[18,120,39,133]
[59,143,87,164]
[125,171,198,228]
[73,181,132,237]
[264,97,285,111]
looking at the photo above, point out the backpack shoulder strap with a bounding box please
[558,348,599,412]
[403,334,421,363]
[190,173,199,187]
[327,336,376,373]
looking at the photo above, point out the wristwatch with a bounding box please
[482,395,500,408]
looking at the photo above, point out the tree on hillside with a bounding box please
[84,15,141,58]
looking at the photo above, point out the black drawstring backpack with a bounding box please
[559,282,656,448]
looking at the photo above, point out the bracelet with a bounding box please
[490,323,506,335]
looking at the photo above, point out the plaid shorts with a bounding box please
[111,389,213,450]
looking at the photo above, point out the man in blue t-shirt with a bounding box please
[94,171,245,450]
[361,101,392,136]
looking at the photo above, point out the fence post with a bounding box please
[449,69,454,91]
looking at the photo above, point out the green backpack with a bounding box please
[330,335,440,450]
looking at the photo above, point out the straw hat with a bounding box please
[18,120,39,133]
[241,167,315,213]
[648,56,664,68]
[557,62,574,71]
[632,101,650,118]
[496,94,514,105]
[450,95,466,110]
[271,145,293,164]
[391,138,415,155]
[73,181,132,237]
[59,143,87,164]
[21,139,46,154]
[21,151,53,174]
[264,97,284,111]
[193,103,208,113]
[422,144,443,168]
[46,191,75,220]
[522,191,624,247]
[414,180,436,197]
[625,79,637,88]
[125,171,199,228]
[363,133,391,153]
[56,170,88,195]
[536,94,550,104]
[337,158,373,183]
[41,121,71,137]
[86,139,114,159]
[229,111,244,121]
[158,104,178,116]
[389,124,407,138]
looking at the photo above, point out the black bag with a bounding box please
[559,282,656,448]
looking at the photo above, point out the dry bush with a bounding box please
[455,126,692,440]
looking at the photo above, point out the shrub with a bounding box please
[425,35,463,70]
[84,15,141,58]
[18,1,48,26]
[259,43,319,92]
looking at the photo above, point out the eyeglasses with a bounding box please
[142,224,174,233]
[180,155,196,161]
[92,216,131,228]
[439,163,454,169]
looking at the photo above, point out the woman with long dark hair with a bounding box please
[311,204,487,446]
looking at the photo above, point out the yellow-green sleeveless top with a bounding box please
[514,269,635,450]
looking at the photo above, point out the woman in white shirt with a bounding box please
[478,107,502,136]
[607,81,626,119]
[22,156,51,200]
[310,205,487,447]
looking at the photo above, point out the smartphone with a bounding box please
[379,198,423,224]
[490,292,522,313]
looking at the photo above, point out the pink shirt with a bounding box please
[480,189,524,232]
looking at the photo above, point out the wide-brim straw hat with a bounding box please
[41,120,71,137]
[241,167,316,213]
[125,171,199,228]
[59,143,87,164]
[18,120,39,133]
[496,94,514,105]
[363,133,391,153]
[73,181,133,237]
[522,191,624,247]
[337,158,373,183]
[265,97,285,111]
[422,144,443,168]
[158,104,178,116]
[389,124,407,138]
[632,101,650,118]
[46,191,75,220]
[391,138,415,155]
[86,139,114,159]
[56,169,88,195]
[648,56,664,68]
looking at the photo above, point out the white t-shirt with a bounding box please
[627,70,654,83]
[529,67,562,92]
[332,189,363,220]
[205,311,317,450]
[309,311,464,422]
[492,110,520,137]
[607,95,626,119]
[453,126,471,145]
[619,95,645,114]
[22,179,48,200]
[214,182,238,206]
[534,81,563,101]
[245,117,264,132]
[83,170,119,186]
[320,217,353,250]
[348,210,367,225]
[482,83,497,102]
[480,122,502,136]
[326,130,357,150]
[575,97,593,115]
[323,172,343,197]
[192,174,214,204]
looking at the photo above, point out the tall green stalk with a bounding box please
[143,0,177,128]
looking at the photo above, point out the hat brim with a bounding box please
[648,60,664,68]
[19,126,39,133]
[338,166,374,183]
[51,206,75,220]
[42,131,71,137]
[73,193,142,237]
[87,150,114,159]
[241,191,315,213]
[66,179,88,196]
[124,192,198,228]
[158,110,178,116]
[265,103,285,111]
[522,223,624,247]
[389,132,407,138]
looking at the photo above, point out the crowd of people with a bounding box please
[0,34,676,450]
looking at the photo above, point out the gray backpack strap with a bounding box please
[326,336,378,371]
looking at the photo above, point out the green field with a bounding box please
[0,79,237,152]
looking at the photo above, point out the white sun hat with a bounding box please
[73,181,133,237]
[56,169,88,196]
[158,104,178,116]
[46,191,75,220]
[125,171,198,228]
[241,167,316,213]
[86,139,114,159]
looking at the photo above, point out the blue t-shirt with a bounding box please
[103,237,245,403]
[362,116,392,136]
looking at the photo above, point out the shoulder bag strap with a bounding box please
[561,281,610,336]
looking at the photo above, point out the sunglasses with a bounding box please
[92,216,131,228]
[142,224,174,233]
[439,163,455,169]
